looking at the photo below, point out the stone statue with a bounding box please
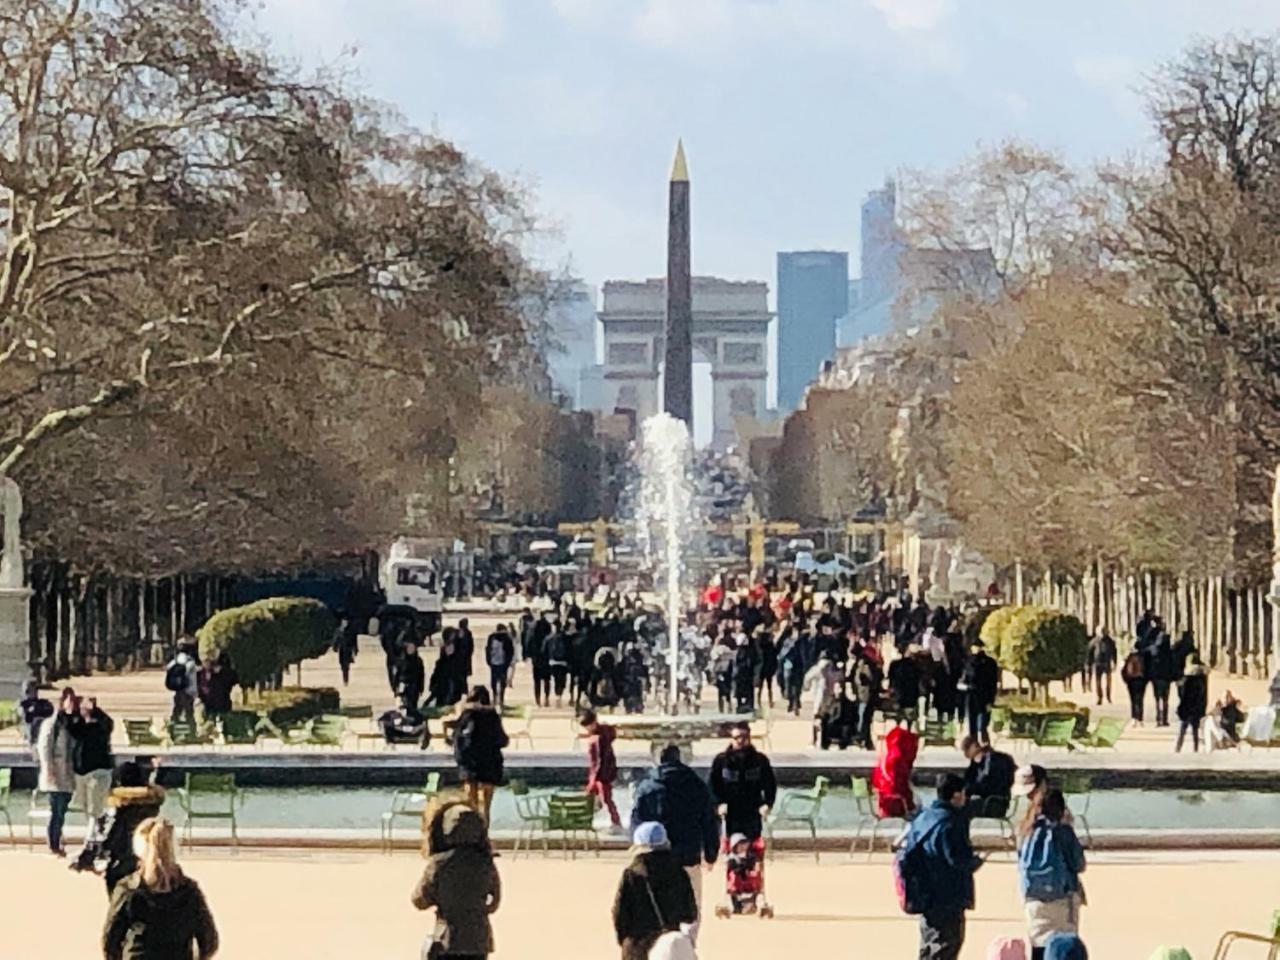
[0,477,23,588]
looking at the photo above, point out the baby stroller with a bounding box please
[713,823,774,919]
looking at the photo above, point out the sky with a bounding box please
[252,0,1280,307]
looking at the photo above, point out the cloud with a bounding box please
[1074,53,1144,118]
[867,0,955,32]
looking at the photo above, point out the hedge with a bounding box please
[197,597,337,687]
[243,687,340,728]
[1000,606,1088,689]
[979,605,1020,665]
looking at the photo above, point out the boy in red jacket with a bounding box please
[579,708,621,828]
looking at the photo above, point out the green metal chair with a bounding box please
[988,705,1010,742]
[302,714,348,748]
[766,775,829,862]
[545,792,599,859]
[167,719,215,748]
[849,775,912,860]
[219,711,261,747]
[380,772,441,853]
[176,773,243,847]
[1057,773,1093,847]
[967,793,1017,852]
[0,700,17,730]
[922,719,958,748]
[1033,717,1079,751]
[1074,716,1126,751]
[0,769,14,846]
[502,705,535,750]
[337,704,374,720]
[124,718,165,748]
[509,778,551,857]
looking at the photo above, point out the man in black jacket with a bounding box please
[69,696,114,843]
[630,744,719,945]
[396,641,425,719]
[709,722,777,841]
[960,639,1000,745]
[1088,629,1118,705]
[960,735,1016,818]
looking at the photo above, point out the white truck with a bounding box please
[380,538,444,635]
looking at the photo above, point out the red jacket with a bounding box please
[588,725,618,785]
[871,726,919,818]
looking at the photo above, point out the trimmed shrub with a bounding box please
[999,606,1088,695]
[979,605,1019,664]
[197,597,337,687]
[243,687,340,728]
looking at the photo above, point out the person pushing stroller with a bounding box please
[709,722,777,919]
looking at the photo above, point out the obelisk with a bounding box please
[663,140,693,425]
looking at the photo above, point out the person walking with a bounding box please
[1149,633,1177,728]
[97,762,166,895]
[580,709,622,829]
[960,639,1000,746]
[70,696,115,850]
[36,687,78,856]
[526,613,553,707]
[900,774,983,960]
[547,622,571,708]
[851,648,883,751]
[397,640,426,719]
[164,645,198,724]
[484,626,515,708]
[802,651,841,747]
[453,686,508,824]
[1120,645,1147,726]
[777,626,805,715]
[102,817,219,960]
[1087,630,1117,706]
[1175,656,1209,753]
[630,744,719,945]
[196,653,238,724]
[1018,788,1086,960]
[612,822,698,960]
[413,801,501,960]
[709,722,777,844]
[335,617,360,687]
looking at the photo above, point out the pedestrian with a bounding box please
[851,648,883,750]
[960,638,1000,745]
[1120,645,1147,726]
[802,651,840,747]
[756,629,778,709]
[579,708,622,829]
[397,640,426,719]
[961,735,1016,818]
[196,653,237,724]
[612,822,698,960]
[709,722,777,843]
[95,762,166,895]
[19,679,53,747]
[1175,656,1208,753]
[102,817,219,960]
[335,616,359,686]
[1149,633,1176,727]
[36,687,78,856]
[1086,630,1116,706]
[630,744,720,945]
[1018,788,1086,959]
[872,722,919,819]
[163,644,198,724]
[413,800,501,960]
[547,622,570,708]
[69,695,115,851]
[900,773,983,960]
[888,646,923,726]
[527,613,552,707]
[484,626,514,708]
[457,617,476,687]
[731,635,757,714]
[777,626,805,715]
[452,686,508,824]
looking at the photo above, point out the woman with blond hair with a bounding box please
[102,817,219,960]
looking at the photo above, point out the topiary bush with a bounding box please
[243,687,340,728]
[979,605,1019,664]
[999,606,1088,700]
[197,597,337,688]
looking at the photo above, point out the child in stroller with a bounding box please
[715,832,773,918]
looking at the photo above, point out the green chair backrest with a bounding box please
[169,720,200,742]
[1058,773,1091,795]
[125,718,157,737]
[813,775,830,798]
[509,778,528,796]
[424,772,441,795]
[338,704,374,719]
[221,712,259,741]
[186,772,237,795]
[1094,716,1126,743]
[547,794,595,830]
[311,715,346,737]
[1041,718,1076,742]
[851,776,870,799]
[0,699,16,726]
[0,767,10,798]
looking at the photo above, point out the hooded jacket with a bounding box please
[102,871,219,960]
[453,705,509,785]
[412,803,501,956]
[102,786,167,893]
[630,761,719,868]
[901,798,982,914]
[612,848,697,960]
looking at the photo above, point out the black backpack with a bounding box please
[165,661,188,692]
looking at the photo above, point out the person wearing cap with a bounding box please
[1014,765,1075,833]
[612,821,697,960]
[959,638,1000,746]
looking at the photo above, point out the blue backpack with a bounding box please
[1019,821,1072,901]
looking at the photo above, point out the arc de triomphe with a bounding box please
[599,277,771,450]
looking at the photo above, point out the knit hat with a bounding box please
[632,821,670,851]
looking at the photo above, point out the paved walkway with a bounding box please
[1,848,1274,958]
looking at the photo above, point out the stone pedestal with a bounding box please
[0,585,32,702]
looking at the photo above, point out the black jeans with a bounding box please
[1176,718,1201,752]
[1094,669,1111,704]
[1152,680,1172,726]
[533,665,550,705]
[919,909,965,960]
[1125,678,1147,722]
[967,703,990,745]
[489,665,508,707]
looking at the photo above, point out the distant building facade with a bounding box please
[776,251,849,414]
[597,277,771,450]
[543,279,597,409]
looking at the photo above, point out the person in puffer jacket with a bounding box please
[1018,788,1086,960]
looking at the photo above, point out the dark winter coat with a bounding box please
[902,798,982,915]
[101,786,167,894]
[197,664,238,714]
[1176,665,1209,722]
[963,748,1017,803]
[453,706,508,785]
[397,652,426,697]
[962,651,1000,710]
[412,804,501,956]
[709,745,778,838]
[69,708,115,775]
[888,655,921,711]
[630,761,720,868]
[102,872,219,960]
[612,849,697,960]
[1088,633,1118,673]
[1149,637,1178,684]
[485,630,515,669]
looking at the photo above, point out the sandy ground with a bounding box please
[2,847,1276,958]
[18,608,1276,763]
